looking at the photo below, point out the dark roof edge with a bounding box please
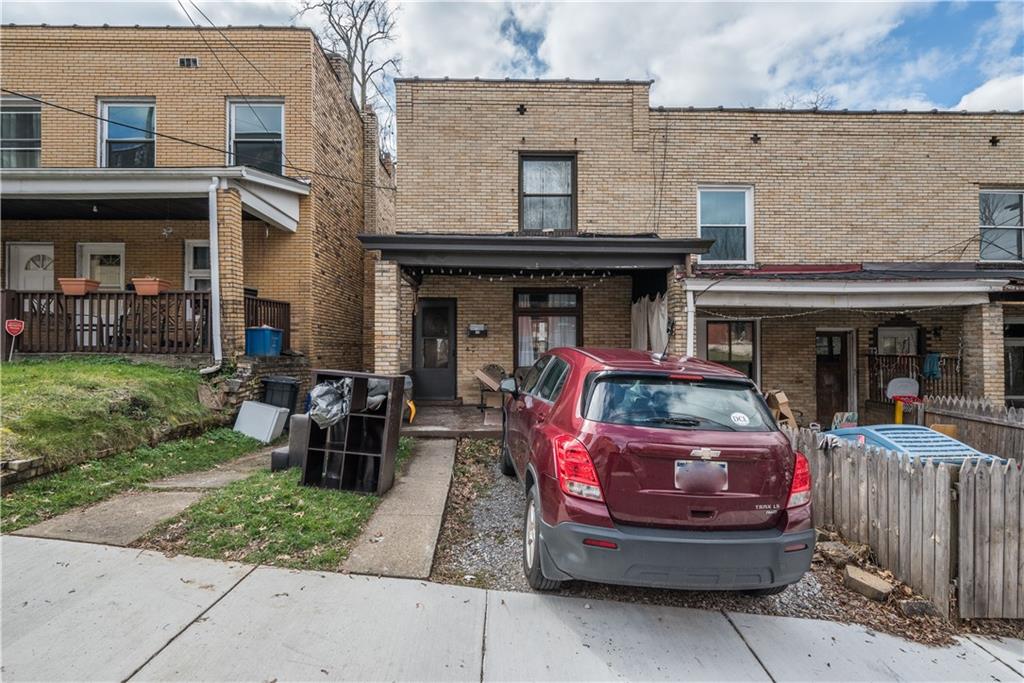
[359,233,710,248]
[394,77,653,86]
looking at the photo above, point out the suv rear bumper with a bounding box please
[539,519,815,590]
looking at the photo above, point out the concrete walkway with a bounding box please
[342,438,455,578]
[3,535,1020,682]
[11,450,269,546]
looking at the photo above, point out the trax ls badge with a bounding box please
[691,448,721,460]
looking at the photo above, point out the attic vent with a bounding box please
[178,56,199,69]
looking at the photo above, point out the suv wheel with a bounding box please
[522,487,562,591]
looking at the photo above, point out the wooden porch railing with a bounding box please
[867,353,963,402]
[1,290,212,355]
[244,295,291,351]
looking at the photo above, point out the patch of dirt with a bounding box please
[431,439,1024,647]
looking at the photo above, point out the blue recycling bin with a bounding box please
[245,327,283,357]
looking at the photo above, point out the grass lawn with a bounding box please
[1,357,213,467]
[139,437,414,571]
[1,429,261,532]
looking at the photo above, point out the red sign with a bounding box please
[5,319,25,337]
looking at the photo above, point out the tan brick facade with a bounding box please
[1,25,391,367]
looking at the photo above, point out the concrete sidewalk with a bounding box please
[2,536,1020,682]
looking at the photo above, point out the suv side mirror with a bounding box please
[499,377,518,396]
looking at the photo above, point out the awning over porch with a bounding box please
[359,233,713,270]
[1,167,310,232]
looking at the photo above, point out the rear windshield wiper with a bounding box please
[642,415,738,431]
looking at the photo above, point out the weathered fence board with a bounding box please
[920,396,1024,457]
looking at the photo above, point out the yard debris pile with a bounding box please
[432,438,1024,646]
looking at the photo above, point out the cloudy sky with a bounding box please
[4,0,1022,111]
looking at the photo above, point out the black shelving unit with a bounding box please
[301,369,405,495]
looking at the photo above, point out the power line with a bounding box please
[1,88,396,192]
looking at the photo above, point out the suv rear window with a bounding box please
[582,374,776,432]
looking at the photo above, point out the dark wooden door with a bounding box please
[816,332,850,426]
[413,298,456,400]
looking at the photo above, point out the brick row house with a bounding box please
[363,78,1023,423]
[1,25,394,373]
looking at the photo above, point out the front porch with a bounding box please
[1,167,308,359]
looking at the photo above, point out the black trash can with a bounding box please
[261,375,300,426]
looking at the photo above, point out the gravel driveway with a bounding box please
[430,439,1022,646]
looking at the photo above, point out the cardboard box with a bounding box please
[765,389,797,429]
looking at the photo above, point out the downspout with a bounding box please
[685,285,696,358]
[200,176,223,375]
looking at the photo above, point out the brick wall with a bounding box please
[394,79,1023,263]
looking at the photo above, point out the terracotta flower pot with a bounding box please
[57,278,101,296]
[132,277,172,296]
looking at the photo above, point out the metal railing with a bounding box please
[867,353,962,402]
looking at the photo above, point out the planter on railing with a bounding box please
[57,278,100,296]
[131,277,172,296]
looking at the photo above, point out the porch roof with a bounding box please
[1,167,310,232]
[358,233,712,270]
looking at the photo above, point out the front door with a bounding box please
[816,332,850,426]
[8,243,54,291]
[413,298,456,400]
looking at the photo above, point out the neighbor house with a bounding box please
[1,25,394,372]
[362,78,1023,423]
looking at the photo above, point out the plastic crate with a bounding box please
[245,327,283,356]
[262,375,300,421]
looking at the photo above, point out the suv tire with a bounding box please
[522,486,562,591]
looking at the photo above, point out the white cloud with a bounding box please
[954,73,1024,110]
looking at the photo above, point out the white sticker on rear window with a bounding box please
[730,412,750,426]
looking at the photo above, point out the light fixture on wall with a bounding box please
[161,226,174,239]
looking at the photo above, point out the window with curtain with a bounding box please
[1,101,40,168]
[705,320,756,379]
[699,187,752,263]
[102,102,155,168]
[514,290,581,368]
[979,190,1023,261]
[520,155,575,232]
[230,102,284,175]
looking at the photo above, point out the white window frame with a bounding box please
[979,189,1024,263]
[697,185,755,265]
[226,99,285,174]
[695,317,761,385]
[77,242,125,290]
[1,96,42,168]
[876,326,919,355]
[184,239,211,291]
[98,99,156,168]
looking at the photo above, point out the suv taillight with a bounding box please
[554,434,603,501]
[787,451,811,508]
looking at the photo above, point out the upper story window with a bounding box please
[520,155,575,232]
[979,190,1023,261]
[1,100,41,168]
[229,101,284,175]
[698,187,754,264]
[101,101,155,168]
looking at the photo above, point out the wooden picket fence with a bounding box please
[917,395,1024,457]
[793,428,1023,619]
[958,458,1023,619]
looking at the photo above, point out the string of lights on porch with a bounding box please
[403,267,618,290]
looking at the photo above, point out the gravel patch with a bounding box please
[432,439,1024,647]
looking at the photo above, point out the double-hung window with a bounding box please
[229,101,284,175]
[1,100,41,168]
[184,240,211,291]
[101,101,155,168]
[699,187,753,264]
[979,190,1024,261]
[514,290,582,368]
[520,155,575,232]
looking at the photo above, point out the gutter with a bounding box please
[200,176,223,375]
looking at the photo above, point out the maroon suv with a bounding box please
[499,347,814,594]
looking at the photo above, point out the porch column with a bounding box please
[373,259,401,374]
[962,302,1004,402]
[666,267,689,358]
[217,187,246,358]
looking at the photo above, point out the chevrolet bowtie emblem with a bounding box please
[692,448,721,460]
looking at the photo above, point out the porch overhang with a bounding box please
[1,167,310,232]
[685,277,1010,308]
[359,233,713,270]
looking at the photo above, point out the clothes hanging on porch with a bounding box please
[631,293,668,353]
[922,352,942,380]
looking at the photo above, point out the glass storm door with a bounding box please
[413,299,456,400]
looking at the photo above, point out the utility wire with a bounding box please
[1,88,396,192]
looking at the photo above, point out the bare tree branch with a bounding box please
[777,88,838,110]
